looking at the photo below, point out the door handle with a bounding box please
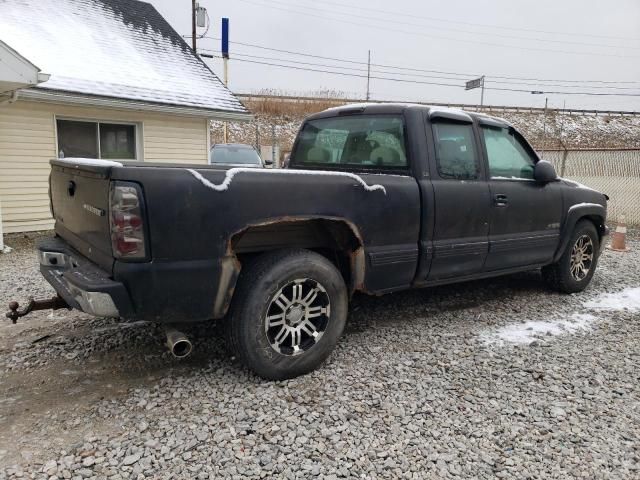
[494,194,508,207]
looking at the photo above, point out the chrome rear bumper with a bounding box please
[38,237,133,318]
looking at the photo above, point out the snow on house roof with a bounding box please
[0,0,248,116]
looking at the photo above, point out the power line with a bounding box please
[485,73,640,85]
[484,79,640,91]
[201,54,640,96]
[201,50,370,74]
[203,54,466,87]
[235,0,640,59]
[250,0,640,51]
[297,0,640,43]
[197,37,372,66]
[200,48,640,91]
[198,37,640,86]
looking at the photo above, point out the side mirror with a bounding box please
[534,160,558,183]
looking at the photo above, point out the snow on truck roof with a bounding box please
[312,103,510,126]
[0,0,248,115]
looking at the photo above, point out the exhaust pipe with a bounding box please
[164,327,193,358]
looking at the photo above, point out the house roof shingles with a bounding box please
[0,0,248,115]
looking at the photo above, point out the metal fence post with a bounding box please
[560,148,569,177]
[271,124,277,167]
[255,120,260,152]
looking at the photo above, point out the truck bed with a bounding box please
[48,158,421,322]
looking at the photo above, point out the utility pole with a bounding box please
[480,76,485,107]
[222,18,230,143]
[366,50,371,101]
[191,0,197,51]
[222,57,229,143]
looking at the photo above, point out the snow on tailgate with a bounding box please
[0,0,246,113]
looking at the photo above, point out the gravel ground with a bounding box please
[1,231,639,479]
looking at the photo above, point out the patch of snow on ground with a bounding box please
[484,313,597,345]
[584,287,640,312]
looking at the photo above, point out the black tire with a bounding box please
[542,220,600,293]
[226,249,348,380]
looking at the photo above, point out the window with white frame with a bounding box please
[56,119,138,160]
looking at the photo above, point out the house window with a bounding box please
[57,119,137,160]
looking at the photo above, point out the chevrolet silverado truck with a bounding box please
[8,104,609,380]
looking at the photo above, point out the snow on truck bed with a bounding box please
[53,159,388,193]
[0,0,246,114]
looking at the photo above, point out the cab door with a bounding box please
[418,113,491,282]
[479,121,562,271]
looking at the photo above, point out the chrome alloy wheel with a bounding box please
[570,234,594,281]
[264,278,331,356]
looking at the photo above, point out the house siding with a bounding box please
[0,100,209,233]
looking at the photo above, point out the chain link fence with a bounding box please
[544,149,640,225]
[212,117,639,225]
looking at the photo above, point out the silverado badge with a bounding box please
[83,203,105,217]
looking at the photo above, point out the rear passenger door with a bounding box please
[480,122,562,270]
[423,114,491,281]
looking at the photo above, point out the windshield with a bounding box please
[210,145,262,165]
[291,115,407,169]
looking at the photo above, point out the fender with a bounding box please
[212,215,366,318]
[553,202,606,263]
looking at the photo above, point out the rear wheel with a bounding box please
[226,249,348,380]
[542,220,600,293]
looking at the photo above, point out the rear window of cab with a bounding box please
[291,115,408,170]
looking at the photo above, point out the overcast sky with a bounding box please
[147,0,640,111]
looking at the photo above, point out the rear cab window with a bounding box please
[290,115,408,172]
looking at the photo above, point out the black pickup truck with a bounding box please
[12,104,609,379]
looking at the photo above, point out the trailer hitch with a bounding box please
[6,296,70,324]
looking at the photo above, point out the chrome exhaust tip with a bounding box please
[164,327,193,358]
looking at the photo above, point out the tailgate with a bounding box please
[49,159,116,271]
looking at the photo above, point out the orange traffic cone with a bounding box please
[608,215,630,252]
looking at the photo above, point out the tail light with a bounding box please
[109,182,147,259]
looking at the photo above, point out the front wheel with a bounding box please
[226,249,348,380]
[542,220,600,293]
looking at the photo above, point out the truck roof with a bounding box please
[307,102,511,128]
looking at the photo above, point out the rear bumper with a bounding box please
[38,237,233,323]
[38,237,134,318]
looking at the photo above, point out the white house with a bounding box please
[0,0,250,233]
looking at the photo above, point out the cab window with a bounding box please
[482,126,536,180]
[291,115,408,170]
[432,122,479,180]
